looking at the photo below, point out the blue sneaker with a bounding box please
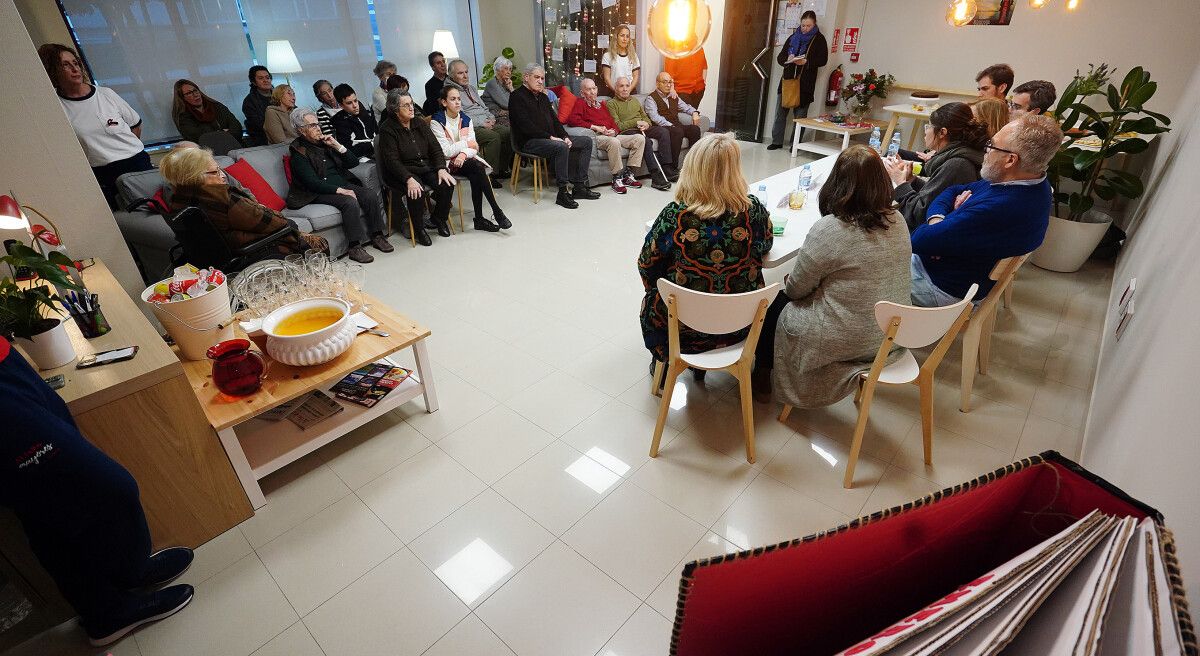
[85,584,194,646]
[138,547,194,588]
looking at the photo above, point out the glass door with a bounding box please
[714,0,777,141]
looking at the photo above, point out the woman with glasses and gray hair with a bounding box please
[371,60,398,118]
[482,55,515,126]
[287,108,392,263]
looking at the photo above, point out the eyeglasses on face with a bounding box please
[183,88,202,97]
[984,140,1018,156]
[300,122,321,130]
[203,169,225,176]
[1007,101,1028,111]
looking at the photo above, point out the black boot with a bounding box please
[556,186,579,209]
[435,216,451,238]
[663,164,680,182]
[493,209,512,229]
[650,167,672,191]
[573,184,601,200]
[413,225,432,246]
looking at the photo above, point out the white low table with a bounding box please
[643,154,837,269]
[790,118,888,158]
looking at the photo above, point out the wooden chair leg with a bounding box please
[918,374,934,465]
[853,376,866,404]
[960,321,982,413]
[510,154,521,196]
[844,379,877,489]
[651,360,665,397]
[736,364,757,464]
[533,160,542,204]
[385,189,393,236]
[978,308,997,376]
[778,404,793,422]
[407,212,416,248]
[1003,282,1014,309]
[456,184,465,232]
[650,360,686,457]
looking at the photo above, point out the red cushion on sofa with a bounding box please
[224,159,285,211]
[282,155,292,185]
[555,86,577,124]
[151,187,170,214]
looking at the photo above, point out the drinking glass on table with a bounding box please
[344,263,368,313]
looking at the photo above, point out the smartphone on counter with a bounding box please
[77,345,139,369]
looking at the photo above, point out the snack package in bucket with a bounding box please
[147,264,226,303]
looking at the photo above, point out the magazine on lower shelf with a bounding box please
[330,363,412,408]
[285,390,345,430]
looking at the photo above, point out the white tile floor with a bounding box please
[7,144,1112,656]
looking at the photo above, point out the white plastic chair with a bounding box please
[778,284,979,488]
[649,279,782,464]
[960,254,1030,412]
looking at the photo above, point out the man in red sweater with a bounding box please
[565,78,645,194]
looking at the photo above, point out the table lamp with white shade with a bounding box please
[266,40,302,86]
[431,30,459,59]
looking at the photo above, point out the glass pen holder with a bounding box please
[66,299,111,338]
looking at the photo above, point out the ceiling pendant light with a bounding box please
[647,0,712,58]
[946,0,978,27]
[1028,0,1048,8]
[1066,0,1080,10]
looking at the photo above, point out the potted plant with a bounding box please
[1032,64,1171,272]
[0,243,82,369]
[841,69,895,121]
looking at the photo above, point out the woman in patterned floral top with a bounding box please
[638,132,774,369]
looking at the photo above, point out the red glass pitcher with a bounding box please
[207,339,266,396]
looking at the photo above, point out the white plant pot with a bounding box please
[1031,211,1113,273]
[15,319,76,370]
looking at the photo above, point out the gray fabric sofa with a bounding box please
[562,94,711,188]
[113,144,377,283]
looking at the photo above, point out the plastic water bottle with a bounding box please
[887,131,902,158]
[798,164,812,191]
[869,127,882,154]
[755,184,769,207]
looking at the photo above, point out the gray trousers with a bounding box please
[312,183,386,245]
[521,135,593,187]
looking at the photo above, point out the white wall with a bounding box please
[1,0,144,301]
[1081,60,1200,606]
[478,0,540,70]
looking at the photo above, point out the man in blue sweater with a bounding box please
[910,114,1062,306]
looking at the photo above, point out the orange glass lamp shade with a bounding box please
[946,0,978,26]
[647,0,712,58]
[1028,0,1048,7]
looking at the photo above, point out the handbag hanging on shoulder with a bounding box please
[780,38,816,109]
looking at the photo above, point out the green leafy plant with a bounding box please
[1049,64,1171,221]
[478,47,523,89]
[0,243,81,340]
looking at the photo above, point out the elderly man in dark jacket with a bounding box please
[508,64,598,209]
[286,108,391,263]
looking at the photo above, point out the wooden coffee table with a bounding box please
[179,293,437,508]
[791,117,889,158]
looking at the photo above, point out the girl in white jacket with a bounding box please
[431,86,511,231]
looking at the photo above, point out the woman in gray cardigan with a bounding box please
[883,102,987,231]
[753,145,912,408]
[481,56,515,126]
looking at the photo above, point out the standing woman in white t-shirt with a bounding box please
[601,24,641,96]
[38,44,152,208]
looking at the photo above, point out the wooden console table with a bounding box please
[791,117,889,158]
[179,295,438,508]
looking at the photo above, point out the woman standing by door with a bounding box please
[767,10,828,150]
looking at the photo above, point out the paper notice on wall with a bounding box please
[583,59,597,73]
[545,7,557,22]
[566,30,582,45]
[552,48,564,62]
[842,26,860,52]
[801,0,827,16]
[569,0,582,12]
[596,34,610,48]
[781,1,803,27]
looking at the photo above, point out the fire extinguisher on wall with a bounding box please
[826,65,844,107]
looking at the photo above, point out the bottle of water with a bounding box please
[798,164,812,191]
[755,183,769,208]
[869,127,882,154]
[887,131,902,158]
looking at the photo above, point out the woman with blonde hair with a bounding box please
[602,24,641,94]
[160,146,327,259]
[638,132,774,382]
[752,144,912,405]
[172,79,243,144]
[971,97,1009,138]
[263,84,298,143]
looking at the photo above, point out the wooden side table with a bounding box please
[790,118,888,158]
[179,295,438,508]
[881,104,936,151]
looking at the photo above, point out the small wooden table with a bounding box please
[179,294,438,508]
[881,103,936,151]
[791,117,889,158]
